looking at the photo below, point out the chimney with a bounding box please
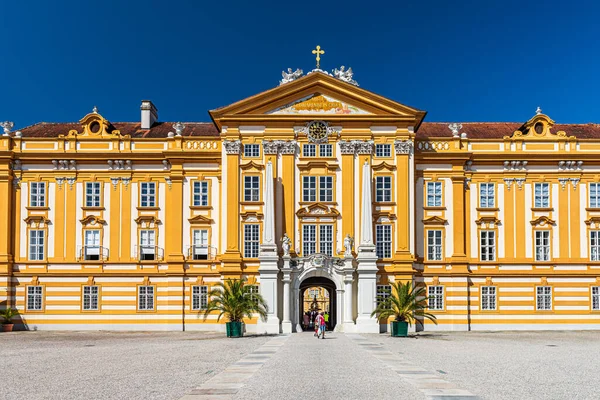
[140,100,158,129]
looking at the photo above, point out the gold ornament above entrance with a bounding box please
[267,94,371,115]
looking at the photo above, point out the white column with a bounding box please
[344,277,353,324]
[281,256,292,334]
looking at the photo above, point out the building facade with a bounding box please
[2,70,600,332]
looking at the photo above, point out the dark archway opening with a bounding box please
[299,276,337,331]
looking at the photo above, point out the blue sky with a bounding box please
[1,0,598,128]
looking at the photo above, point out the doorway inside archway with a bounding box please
[299,276,337,331]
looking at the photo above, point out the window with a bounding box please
[303,144,316,157]
[140,182,156,207]
[319,176,333,202]
[83,286,99,311]
[193,181,209,206]
[139,230,156,261]
[303,176,316,202]
[481,286,497,310]
[590,183,600,208]
[376,176,392,202]
[29,230,45,261]
[244,224,260,258]
[302,224,333,256]
[244,176,260,202]
[534,183,550,208]
[592,286,600,311]
[426,182,442,207]
[303,225,317,256]
[535,231,550,261]
[192,285,208,310]
[84,230,101,261]
[427,230,443,261]
[319,144,332,157]
[479,183,495,208]
[428,286,444,310]
[480,231,496,261]
[375,144,391,158]
[192,229,209,260]
[309,289,319,298]
[376,225,392,259]
[138,286,154,311]
[243,144,260,158]
[591,231,600,262]
[376,285,392,306]
[27,286,43,311]
[319,225,333,256]
[248,285,259,305]
[536,286,552,310]
[30,182,46,207]
[85,182,101,207]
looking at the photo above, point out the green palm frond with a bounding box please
[371,281,437,326]
[202,278,269,323]
[0,308,19,324]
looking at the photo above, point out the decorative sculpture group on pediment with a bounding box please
[280,68,304,85]
[332,66,358,86]
[263,140,297,155]
[338,140,374,155]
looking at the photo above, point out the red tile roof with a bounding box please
[18,122,219,138]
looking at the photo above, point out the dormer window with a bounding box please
[534,122,544,134]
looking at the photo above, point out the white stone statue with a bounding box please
[344,234,354,257]
[281,233,292,256]
[332,66,358,86]
[279,68,303,85]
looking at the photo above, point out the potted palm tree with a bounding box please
[1,308,18,332]
[203,278,269,337]
[371,281,438,337]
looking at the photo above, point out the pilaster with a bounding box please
[451,174,468,267]
[393,139,415,277]
[222,140,242,271]
[165,161,185,272]
[340,145,355,243]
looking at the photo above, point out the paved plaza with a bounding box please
[3,330,600,399]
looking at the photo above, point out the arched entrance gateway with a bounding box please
[299,277,337,330]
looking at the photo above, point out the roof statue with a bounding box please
[279,68,303,85]
[332,66,358,86]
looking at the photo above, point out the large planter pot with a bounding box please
[2,324,14,333]
[226,321,243,338]
[391,321,409,337]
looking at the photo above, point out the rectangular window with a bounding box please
[319,225,333,256]
[375,144,391,158]
[303,176,317,202]
[376,225,392,259]
[244,224,260,258]
[376,176,392,202]
[27,286,43,311]
[319,176,333,202]
[139,230,156,261]
[243,144,260,158]
[481,286,497,311]
[376,285,392,306]
[83,285,99,311]
[590,183,600,208]
[428,286,444,310]
[303,225,316,256]
[29,230,45,261]
[193,181,209,206]
[535,230,551,261]
[591,231,600,262]
[30,182,46,207]
[426,182,442,207]
[244,176,260,202]
[85,182,101,207]
[427,230,443,261]
[592,286,600,311]
[319,144,332,157]
[480,231,496,261]
[138,286,154,311]
[192,229,209,260]
[303,144,316,157]
[84,230,101,260]
[536,286,552,310]
[534,183,550,208]
[140,182,156,207]
[479,183,495,208]
[192,285,208,310]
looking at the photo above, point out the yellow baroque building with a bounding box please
[2,70,600,333]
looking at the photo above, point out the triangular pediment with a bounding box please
[267,93,372,115]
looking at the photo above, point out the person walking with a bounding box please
[317,312,326,339]
[303,312,310,330]
[324,311,329,330]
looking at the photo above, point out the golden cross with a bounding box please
[312,45,325,69]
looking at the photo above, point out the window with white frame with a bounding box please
[248,284,259,305]
[140,182,156,207]
[139,230,156,261]
[376,285,392,306]
[376,225,392,258]
[590,183,600,208]
[480,231,496,261]
[319,176,333,202]
[427,230,443,261]
[30,182,46,207]
[592,286,600,311]
[536,286,552,310]
[243,144,260,158]
[309,288,319,298]
[319,144,332,157]
[193,181,209,206]
[535,230,551,261]
[192,229,209,260]
[83,285,99,311]
[29,230,45,261]
[138,286,154,310]
[27,286,43,311]
[303,225,317,256]
[85,182,101,207]
[534,183,550,208]
[192,285,208,310]
[244,224,260,258]
[319,225,333,256]
[428,286,444,310]
[375,144,391,158]
[84,230,101,260]
[303,176,316,202]
[376,176,392,202]
[303,144,316,157]
[481,286,496,310]
[426,182,442,207]
[244,176,260,202]
[479,183,495,208]
[591,231,600,262]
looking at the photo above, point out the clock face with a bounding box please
[307,121,329,143]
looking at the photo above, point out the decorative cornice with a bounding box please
[585,217,600,227]
[134,215,162,225]
[421,216,447,225]
[474,216,501,226]
[296,161,338,172]
[240,161,265,171]
[530,216,556,227]
[394,140,413,155]
[188,214,214,224]
[23,215,51,225]
[80,215,107,226]
[223,140,241,154]
[296,203,340,218]
[372,162,396,171]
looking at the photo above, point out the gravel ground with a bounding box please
[366,330,600,400]
[235,332,424,400]
[1,331,270,400]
